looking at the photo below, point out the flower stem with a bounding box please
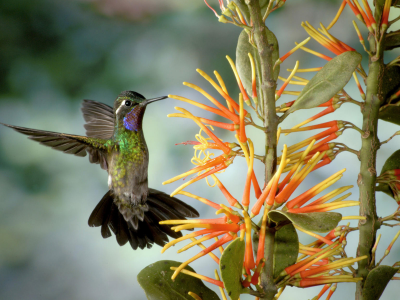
[356,2,385,298]
[246,1,279,299]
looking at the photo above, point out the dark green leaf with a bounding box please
[377,149,400,200]
[236,28,279,99]
[379,104,400,126]
[362,265,398,300]
[137,260,220,300]
[287,51,362,113]
[385,30,400,50]
[220,238,245,300]
[273,223,299,279]
[268,211,342,233]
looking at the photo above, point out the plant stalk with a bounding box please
[356,2,385,298]
[246,1,279,299]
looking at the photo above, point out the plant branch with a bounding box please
[246,1,279,299]
[356,3,385,297]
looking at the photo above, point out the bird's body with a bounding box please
[1,91,199,250]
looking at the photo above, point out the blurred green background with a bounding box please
[0,0,399,299]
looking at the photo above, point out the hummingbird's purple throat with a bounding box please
[123,106,145,132]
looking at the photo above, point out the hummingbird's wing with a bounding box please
[81,100,114,139]
[1,123,109,168]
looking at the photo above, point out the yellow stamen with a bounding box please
[215,236,224,254]
[214,270,228,300]
[277,127,282,144]
[171,265,205,281]
[342,215,366,220]
[296,42,332,60]
[178,234,219,253]
[226,56,248,101]
[282,90,301,95]
[190,237,220,263]
[327,0,346,29]
[287,68,322,73]
[188,292,202,300]
[214,70,233,111]
[277,76,307,86]
[196,69,238,109]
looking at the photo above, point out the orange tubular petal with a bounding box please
[327,0,346,29]
[164,155,226,184]
[248,53,257,100]
[213,176,240,207]
[239,94,247,143]
[252,170,262,198]
[226,56,250,102]
[297,43,333,61]
[344,0,362,19]
[178,191,221,210]
[312,156,333,171]
[242,139,254,208]
[243,211,255,270]
[196,69,242,114]
[183,82,240,123]
[198,117,236,131]
[175,107,231,154]
[169,162,230,197]
[169,95,230,120]
[352,0,372,28]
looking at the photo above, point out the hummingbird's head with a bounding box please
[114,91,167,132]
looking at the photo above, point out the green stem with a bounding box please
[356,2,385,298]
[246,1,279,299]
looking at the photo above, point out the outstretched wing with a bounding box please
[1,123,110,169]
[81,100,114,140]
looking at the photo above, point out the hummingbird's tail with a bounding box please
[88,189,199,250]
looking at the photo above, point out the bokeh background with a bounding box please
[0,0,399,299]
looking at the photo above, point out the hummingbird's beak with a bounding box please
[141,96,168,106]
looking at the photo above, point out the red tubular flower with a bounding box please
[315,284,332,300]
[214,176,240,207]
[381,0,391,32]
[243,211,255,271]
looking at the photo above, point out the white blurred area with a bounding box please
[0,0,399,299]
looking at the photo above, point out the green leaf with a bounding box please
[137,260,220,300]
[287,51,362,113]
[273,223,299,279]
[220,237,245,300]
[236,28,279,98]
[268,211,342,233]
[379,104,400,126]
[377,149,400,200]
[362,265,398,300]
[385,30,400,50]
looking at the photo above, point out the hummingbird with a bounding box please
[1,91,199,250]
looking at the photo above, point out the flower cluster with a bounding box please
[156,1,400,299]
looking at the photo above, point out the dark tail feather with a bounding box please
[88,189,199,250]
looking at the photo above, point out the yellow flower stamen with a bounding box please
[183,81,239,122]
[276,61,300,100]
[214,70,233,112]
[277,127,282,144]
[248,52,258,106]
[327,0,347,29]
[214,270,228,300]
[287,68,322,73]
[188,292,202,300]
[196,68,241,113]
[282,90,301,95]
[190,237,220,263]
[342,215,366,220]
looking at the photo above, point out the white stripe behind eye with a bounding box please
[116,100,125,115]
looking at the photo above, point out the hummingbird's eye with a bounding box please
[124,100,132,107]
